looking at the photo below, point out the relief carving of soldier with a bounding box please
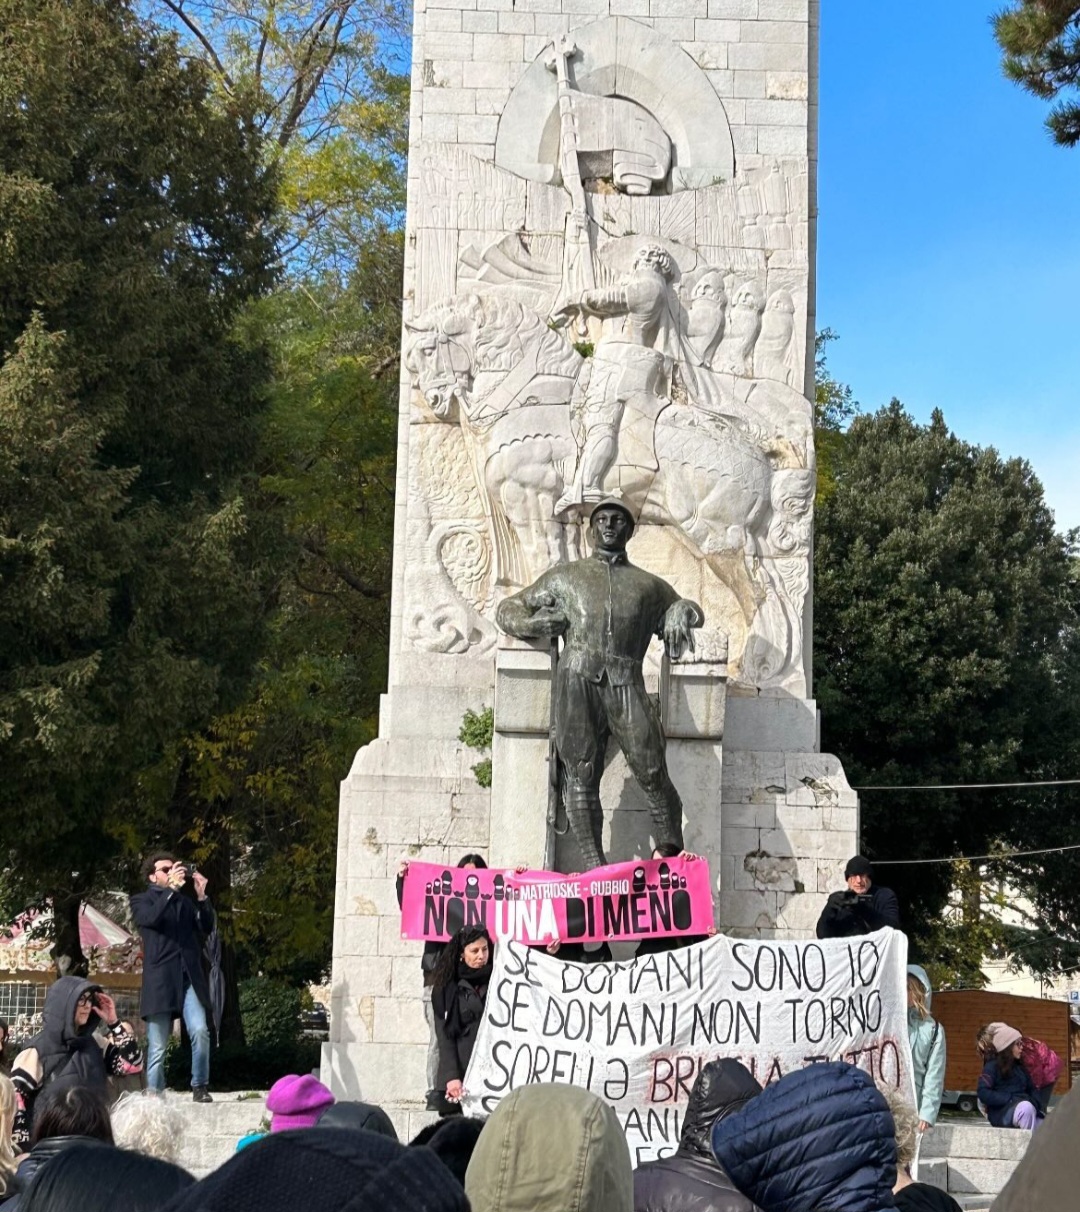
[551,244,680,515]
[496,499,703,869]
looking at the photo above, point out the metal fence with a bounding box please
[0,980,142,1046]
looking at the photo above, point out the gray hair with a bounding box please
[876,1080,918,1170]
[110,1091,186,1163]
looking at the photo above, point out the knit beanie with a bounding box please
[267,1074,335,1132]
[162,1126,469,1212]
[845,855,873,878]
[991,1024,1023,1053]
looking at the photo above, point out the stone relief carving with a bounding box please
[495,17,735,192]
[400,15,815,694]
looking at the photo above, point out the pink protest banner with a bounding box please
[399,857,714,946]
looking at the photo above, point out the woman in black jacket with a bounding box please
[397,854,487,1111]
[9,978,141,1151]
[430,927,494,1116]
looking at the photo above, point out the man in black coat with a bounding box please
[816,855,901,939]
[634,1058,764,1212]
[130,852,215,1101]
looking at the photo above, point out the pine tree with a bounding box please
[994,1,1080,146]
[0,0,281,970]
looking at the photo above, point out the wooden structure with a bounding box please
[933,989,1073,1097]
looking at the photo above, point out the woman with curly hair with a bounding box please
[431,926,494,1116]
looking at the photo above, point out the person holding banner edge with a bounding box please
[635,843,716,956]
[397,853,487,1113]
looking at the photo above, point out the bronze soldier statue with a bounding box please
[496,499,703,869]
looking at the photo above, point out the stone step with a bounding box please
[168,1094,441,1179]
[917,1157,947,1190]
[946,1158,1022,1196]
[922,1120,1032,1163]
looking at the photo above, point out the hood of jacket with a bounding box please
[711,1062,897,1212]
[318,1100,398,1139]
[680,1059,763,1157]
[30,977,103,1060]
[907,965,932,1012]
[465,1085,633,1212]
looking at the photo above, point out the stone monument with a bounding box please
[323,0,858,1110]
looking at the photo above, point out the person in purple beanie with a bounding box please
[266,1074,335,1133]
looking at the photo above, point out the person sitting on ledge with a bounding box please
[978,1024,1043,1131]
[816,856,901,939]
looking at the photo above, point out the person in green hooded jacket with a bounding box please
[465,1084,633,1212]
[906,965,946,1132]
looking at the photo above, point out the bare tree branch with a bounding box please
[300,534,387,599]
[160,0,236,91]
[277,3,348,148]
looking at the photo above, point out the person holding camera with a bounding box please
[8,976,142,1149]
[130,852,215,1101]
[816,856,901,939]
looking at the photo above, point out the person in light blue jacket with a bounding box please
[907,965,946,1131]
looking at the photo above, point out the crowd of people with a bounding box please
[1,1051,1076,1212]
[0,847,1069,1209]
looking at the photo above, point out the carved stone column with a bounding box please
[323,0,856,1121]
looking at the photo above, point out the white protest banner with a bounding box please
[461,930,912,1166]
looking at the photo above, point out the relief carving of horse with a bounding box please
[405,294,814,688]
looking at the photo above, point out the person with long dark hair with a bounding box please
[396,853,487,1111]
[978,1021,1062,1115]
[977,1023,1042,1129]
[430,926,493,1116]
[4,1085,114,1208]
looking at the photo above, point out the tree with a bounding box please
[994,1,1080,146]
[118,0,410,1006]
[156,277,401,986]
[814,402,1080,963]
[140,0,409,280]
[814,330,859,502]
[0,0,281,971]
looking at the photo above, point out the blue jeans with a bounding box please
[146,984,210,1092]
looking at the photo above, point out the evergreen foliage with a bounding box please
[0,0,281,971]
[814,400,1080,968]
[994,1,1080,146]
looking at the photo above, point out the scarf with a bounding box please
[442,957,493,1042]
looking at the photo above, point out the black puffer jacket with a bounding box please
[634,1059,764,1212]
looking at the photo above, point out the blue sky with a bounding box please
[818,1,1080,531]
